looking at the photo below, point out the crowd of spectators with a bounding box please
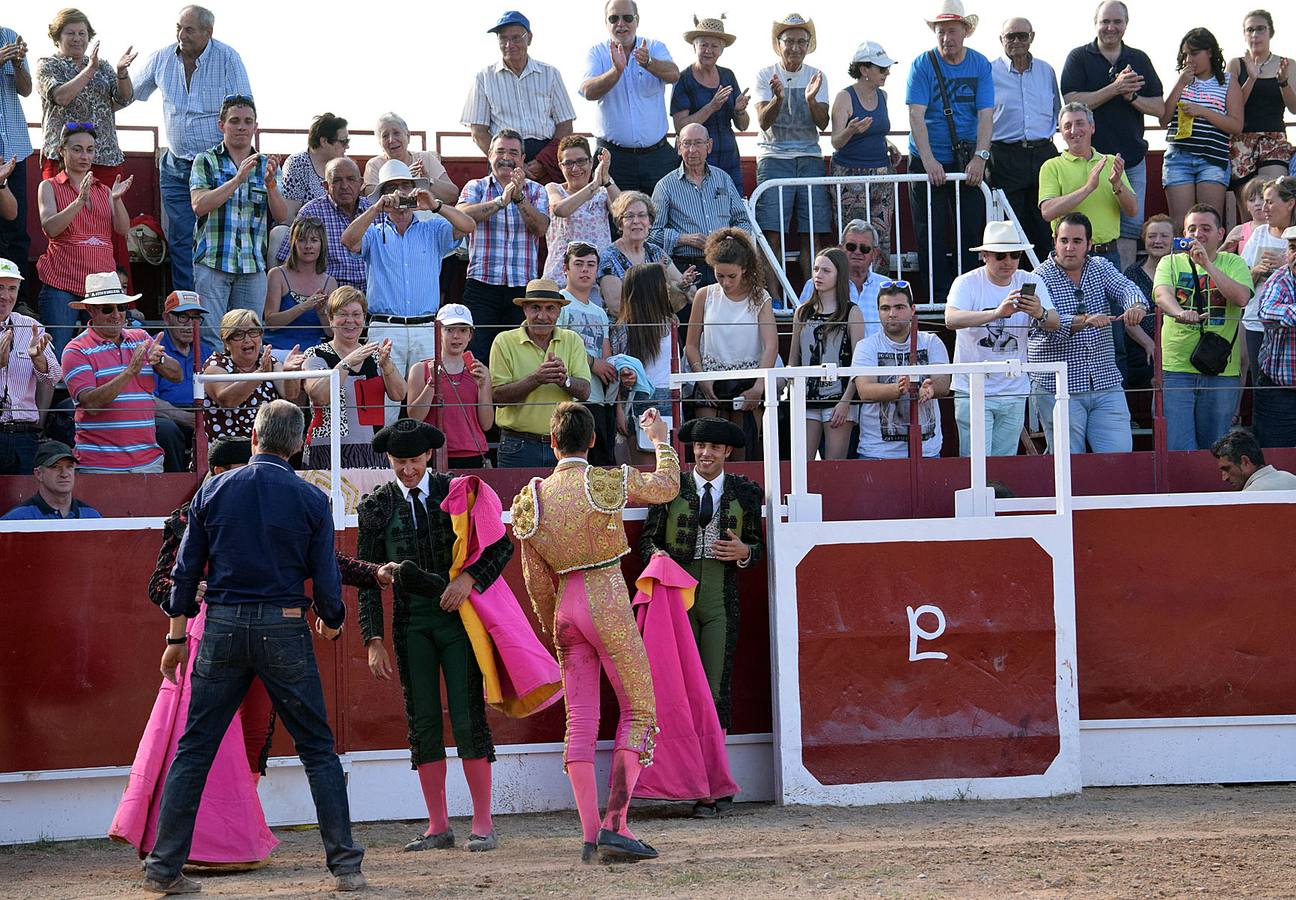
[2,0,1296,506]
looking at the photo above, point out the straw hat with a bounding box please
[684,14,736,47]
[926,0,978,33]
[969,221,1032,253]
[771,13,816,55]
[512,278,569,308]
[72,271,142,309]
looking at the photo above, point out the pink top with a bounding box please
[62,327,163,471]
[421,359,488,457]
[36,171,116,294]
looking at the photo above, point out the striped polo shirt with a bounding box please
[61,327,164,471]
[35,172,117,295]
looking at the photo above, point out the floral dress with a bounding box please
[201,352,283,442]
[36,56,130,166]
[542,183,612,300]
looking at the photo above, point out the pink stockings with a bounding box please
[416,757,493,837]
[565,751,644,841]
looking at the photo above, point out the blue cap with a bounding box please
[489,10,530,33]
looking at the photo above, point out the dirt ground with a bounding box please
[2,785,1293,898]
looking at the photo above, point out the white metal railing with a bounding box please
[747,173,1039,313]
[192,368,344,529]
[671,360,1073,520]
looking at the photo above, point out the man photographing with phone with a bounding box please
[945,222,1060,456]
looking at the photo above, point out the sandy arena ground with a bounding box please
[1,784,1292,898]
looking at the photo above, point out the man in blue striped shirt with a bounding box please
[650,122,751,285]
[132,5,251,293]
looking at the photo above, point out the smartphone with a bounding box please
[1020,283,1037,298]
[462,351,476,370]
[732,397,745,411]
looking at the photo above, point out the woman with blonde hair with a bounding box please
[302,286,405,469]
[263,217,336,352]
[201,309,305,443]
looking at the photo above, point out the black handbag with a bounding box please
[712,378,757,400]
[928,51,985,173]
[1184,257,1237,377]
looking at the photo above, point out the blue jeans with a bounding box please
[1120,158,1147,241]
[1034,388,1132,454]
[954,392,1025,457]
[143,602,363,881]
[0,154,31,281]
[159,151,197,292]
[496,433,556,469]
[37,284,83,359]
[192,264,268,357]
[754,155,833,233]
[0,428,39,475]
[1162,370,1241,451]
[1252,372,1296,447]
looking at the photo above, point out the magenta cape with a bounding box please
[108,607,278,864]
[630,556,740,801]
[443,474,563,718]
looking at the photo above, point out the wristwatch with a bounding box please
[974,149,991,162]
[563,375,572,389]
[165,635,186,646]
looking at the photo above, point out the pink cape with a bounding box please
[443,475,563,718]
[108,607,278,864]
[630,556,740,801]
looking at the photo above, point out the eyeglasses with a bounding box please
[880,280,910,289]
[1002,32,1032,42]
[91,304,128,314]
[172,312,205,322]
[621,211,651,220]
[780,38,811,48]
[679,139,710,148]
[226,328,264,342]
[843,242,875,253]
[559,157,591,168]
[991,251,1023,261]
[498,34,528,45]
[607,14,636,24]
[1245,25,1270,35]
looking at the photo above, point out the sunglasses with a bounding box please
[568,240,597,252]
[880,280,911,290]
[328,136,351,147]
[91,303,129,314]
[607,13,636,23]
[844,242,875,253]
[223,93,255,105]
[1002,31,1031,42]
[990,251,1023,261]
[226,328,264,342]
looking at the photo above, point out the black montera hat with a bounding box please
[372,418,445,457]
[208,437,253,470]
[678,417,745,447]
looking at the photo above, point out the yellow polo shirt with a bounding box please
[1038,150,1134,245]
[490,326,592,435]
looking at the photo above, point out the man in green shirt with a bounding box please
[1152,204,1253,450]
[490,279,592,467]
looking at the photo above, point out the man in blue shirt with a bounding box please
[131,5,252,293]
[990,17,1061,264]
[153,290,205,472]
[144,400,365,895]
[0,441,102,520]
[906,1,995,301]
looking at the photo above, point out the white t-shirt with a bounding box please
[1241,227,1286,332]
[946,267,1054,396]
[852,330,949,459]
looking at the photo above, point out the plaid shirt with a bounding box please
[190,142,272,274]
[0,27,33,159]
[459,175,548,286]
[276,194,371,288]
[1258,266,1296,386]
[1028,255,1147,394]
[132,39,251,161]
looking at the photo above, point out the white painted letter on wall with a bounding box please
[907,604,948,661]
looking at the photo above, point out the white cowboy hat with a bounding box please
[926,0,979,33]
[771,13,816,55]
[73,271,142,309]
[969,221,1033,253]
[684,15,736,47]
[375,159,429,196]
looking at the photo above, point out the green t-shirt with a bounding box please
[1153,252,1254,376]
[1037,151,1134,245]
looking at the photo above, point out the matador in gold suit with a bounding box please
[511,403,679,863]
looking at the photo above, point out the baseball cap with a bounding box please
[0,257,24,281]
[851,40,896,69]
[164,290,207,315]
[489,10,530,33]
[437,303,475,328]
[34,441,76,468]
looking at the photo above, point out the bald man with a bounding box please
[276,156,372,290]
[650,122,751,287]
[990,17,1062,263]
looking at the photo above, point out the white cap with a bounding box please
[0,257,23,281]
[436,303,474,328]
[851,40,896,68]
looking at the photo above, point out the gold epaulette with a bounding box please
[585,464,628,514]
[510,478,541,540]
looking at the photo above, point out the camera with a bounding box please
[1173,237,1193,253]
[396,193,418,209]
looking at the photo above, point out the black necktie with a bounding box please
[408,487,430,535]
[699,482,714,530]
